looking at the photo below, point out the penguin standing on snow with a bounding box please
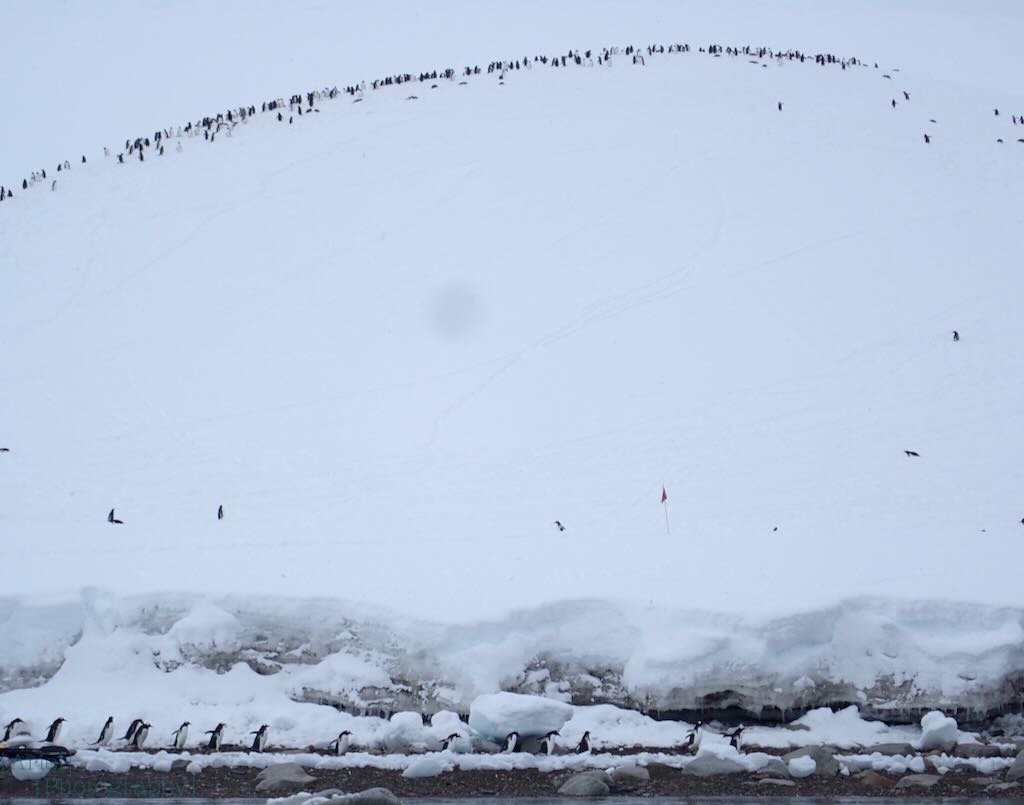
[728,724,745,751]
[575,730,591,753]
[108,508,124,524]
[554,520,566,532]
[250,724,269,752]
[953,330,960,342]
[93,716,114,746]
[3,718,24,741]
[131,723,151,750]
[44,717,65,743]
[218,505,224,520]
[121,718,143,744]
[172,721,190,750]
[329,730,352,755]
[538,730,559,755]
[683,721,703,752]
[503,731,521,753]
[205,723,225,751]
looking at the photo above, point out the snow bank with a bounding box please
[164,600,241,652]
[788,756,816,778]
[469,693,573,740]
[919,711,959,750]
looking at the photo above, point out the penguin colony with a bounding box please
[4,38,1018,207]
[1,715,721,756]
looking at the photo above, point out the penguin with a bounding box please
[903,90,910,100]
[172,721,190,750]
[538,730,559,755]
[440,732,462,752]
[953,330,960,342]
[44,717,65,743]
[131,722,150,750]
[3,718,24,741]
[0,447,9,454]
[728,724,745,751]
[121,719,143,743]
[994,108,999,116]
[22,179,28,190]
[328,730,352,755]
[81,155,86,164]
[777,101,783,111]
[554,520,566,532]
[923,133,931,144]
[503,731,521,753]
[904,450,920,457]
[108,508,124,524]
[575,730,591,753]
[891,98,897,109]
[51,180,56,191]
[218,504,224,520]
[683,721,703,752]
[205,723,225,751]
[250,724,268,752]
[117,154,124,164]
[93,716,114,746]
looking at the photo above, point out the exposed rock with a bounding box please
[754,757,790,779]
[254,762,316,792]
[170,759,191,772]
[609,765,649,788]
[988,782,1021,792]
[863,742,916,756]
[1006,750,1024,782]
[682,755,747,776]
[558,772,611,797]
[968,777,1000,786]
[782,746,839,777]
[746,778,796,787]
[955,743,1003,759]
[856,770,896,789]
[896,773,941,789]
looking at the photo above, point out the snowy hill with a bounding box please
[1,0,1024,727]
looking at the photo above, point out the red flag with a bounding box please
[661,486,668,503]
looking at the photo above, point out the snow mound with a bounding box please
[919,711,959,750]
[788,755,816,778]
[165,600,241,652]
[401,754,454,778]
[469,692,573,740]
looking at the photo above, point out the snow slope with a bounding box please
[1,1,1024,720]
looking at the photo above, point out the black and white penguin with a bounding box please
[131,722,151,750]
[538,730,559,755]
[205,723,225,751]
[728,724,745,751]
[904,450,920,457]
[250,724,268,752]
[51,180,56,191]
[575,730,591,753]
[217,505,224,520]
[554,520,566,532]
[503,731,521,753]
[440,732,462,751]
[172,721,190,750]
[684,721,703,752]
[953,330,960,342]
[328,730,352,755]
[93,716,114,746]
[3,718,24,741]
[778,101,783,111]
[121,719,143,743]
[108,508,124,524]
[44,717,65,743]
[903,91,910,100]
[923,133,931,144]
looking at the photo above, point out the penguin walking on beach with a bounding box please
[503,731,521,753]
[172,721,190,750]
[728,725,745,751]
[44,717,65,744]
[575,731,591,754]
[93,716,114,746]
[131,723,151,750]
[250,724,269,752]
[3,718,25,741]
[329,730,352,755]
[684,721,703,752]
[205,723,225,751]
[121,719,143,744]
[538,730,560,755]
[108,508,124,524]
[218,505,224,520]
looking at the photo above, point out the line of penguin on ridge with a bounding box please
[2,715,734,757]
[8,35,1015,204]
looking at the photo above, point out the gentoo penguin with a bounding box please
[121,718,143,743]
[903,90,910,100]
[328,730,352,755]
[554,520,566,532]
[953,330,960,342]
[217,504,224,520]
[538,730,559,755]
[250,724,269,752]
[923,133,931,144]
[440,732,462,752]
[728,724,745,751]
[51,180,56,191]
[0,447,9,454]
[81,155,86,164]
[44,717,65,743]
[93,716,114,746]
[3,718,24,741]
[131,722,151,750]
[172,721,190,750]
[683,721,703,752]
[503,731,521,753]
[575,730,591,753]
[778,101,783,111]
[205,723,225,751]
[108,508,124,524]
[904,450,920,457]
